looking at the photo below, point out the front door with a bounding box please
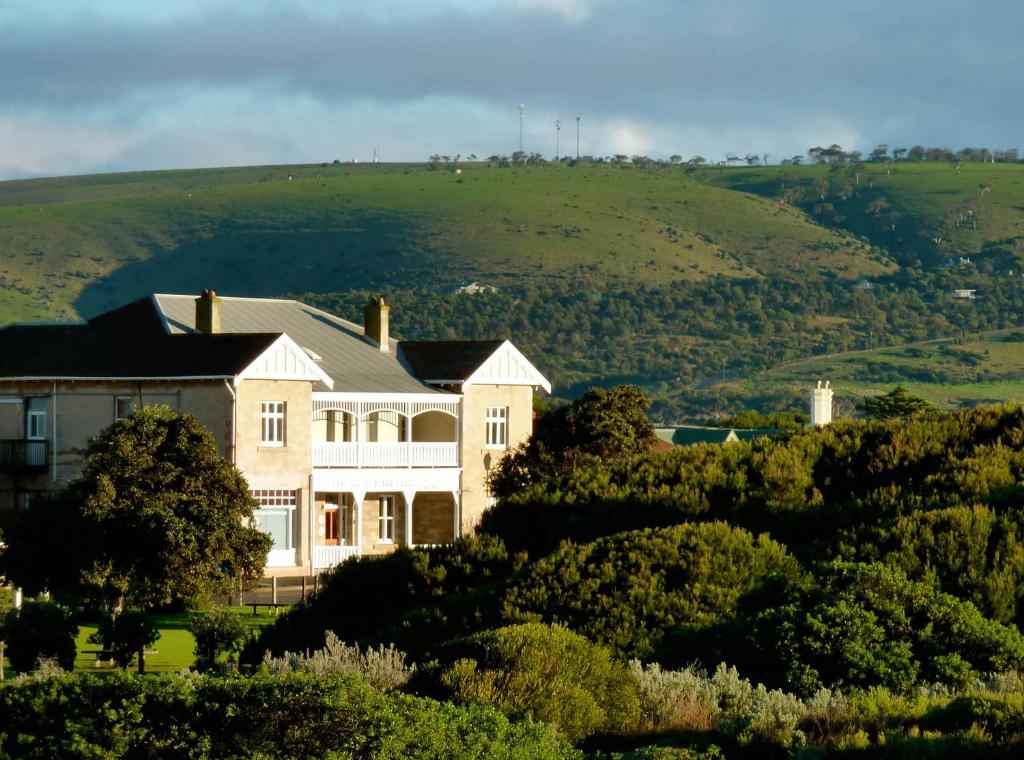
[324,504,340,546]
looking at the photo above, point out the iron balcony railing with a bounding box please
[0,439,48,471]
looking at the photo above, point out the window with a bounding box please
[114,396,134,421]
[485,406,508,449]
[261,401,286,446]
[378,495,395,543]
[251,489,296,551]
[26,409,46,440]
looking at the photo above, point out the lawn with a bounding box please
[71,607,282,673]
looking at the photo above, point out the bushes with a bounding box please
[0,671,576,759]
[726,563,1024,693]
[189,608,246,671]
[0,601,78,673]
[439,623,640,742]
[262,632,415,691]
[88,610,160,671]
[246,534,514,664]
[504,523,801,660]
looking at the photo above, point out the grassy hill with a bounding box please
[0,161,887,323]
[3,159,1024,419]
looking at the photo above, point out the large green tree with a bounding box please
[859,385,934,419]
[0,405,271,670]
[487,385,655,499]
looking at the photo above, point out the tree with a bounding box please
[0,406,271,672]
[0,600,78,672]
[859,385,934,419]
[190,608,247,671]
[488,385,655,499]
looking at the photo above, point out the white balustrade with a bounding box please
[313,442,458,468]
[312,545,361,571]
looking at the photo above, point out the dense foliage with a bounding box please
[0,601,78,673]
[0,672,574,760]
[503,524,800,659]
[489,385,655,499]
[438,623,641,742]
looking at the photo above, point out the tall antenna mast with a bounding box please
[519,103,526,155]
[555,120,561,161]
[576,115,581,160]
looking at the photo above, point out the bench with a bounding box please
[250,602,288,617]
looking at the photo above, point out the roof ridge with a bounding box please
[154,293,301,305]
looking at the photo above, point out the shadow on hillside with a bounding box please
[75,212,444,317]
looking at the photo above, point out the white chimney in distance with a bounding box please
[811,380,833,427]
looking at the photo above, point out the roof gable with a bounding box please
[236,334,334,389]
[464,340,551,393]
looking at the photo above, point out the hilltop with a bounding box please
[0,161,885,323]
[2,159,1024,418]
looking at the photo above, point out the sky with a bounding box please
[1,0,1021,179]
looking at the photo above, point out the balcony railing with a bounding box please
[313,442,458,468]
[0,439,48,471]
[312,545,361,571]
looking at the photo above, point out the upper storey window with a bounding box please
[261,401,286,446]
[485,406,508,449]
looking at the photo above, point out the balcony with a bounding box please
[312,545,361,572]
[0,439,48,471]
[313,441,458,468]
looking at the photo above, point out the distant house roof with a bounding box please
[154,294,440,394]
[655,426,778,446]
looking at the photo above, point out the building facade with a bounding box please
[0,291,549,576]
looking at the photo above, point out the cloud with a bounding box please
[0,0,1022,178]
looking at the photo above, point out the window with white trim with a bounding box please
[378,495,395,543]
[114,396,134,421]
[26,409,46,440]
[261,401,286,446]
[251,489,296,551]
[485,406,508,449]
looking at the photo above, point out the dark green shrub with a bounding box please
[0,671,575,759]
[189,608,246,671]
[0,600,78,672]
[725,563,1024,693]
[438,622,641,741]
[246,534,515,664]
[504,523,801,660]
[88,610,160,671]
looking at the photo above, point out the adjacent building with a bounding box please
[0,291,549,576]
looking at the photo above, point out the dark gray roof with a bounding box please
[399,340,505,381]
[0,298,280,379]
[154,295,441,394]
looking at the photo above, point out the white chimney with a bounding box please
[810,381,833,427]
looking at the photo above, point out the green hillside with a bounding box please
[0,161,886,323]
[3,159,1024,419]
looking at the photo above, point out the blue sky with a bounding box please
[1,0,1020,178]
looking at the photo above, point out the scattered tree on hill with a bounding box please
[859,385,934,419]
[0,406,271,672]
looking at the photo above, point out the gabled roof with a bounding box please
[153,294,440,394]
[0,317,281,380]
[400,339,551,393]
[399,340,505,382]
[655,426,778,446]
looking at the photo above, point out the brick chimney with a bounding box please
[363,295,389,351]
[195,289,222,334]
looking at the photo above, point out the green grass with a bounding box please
[700,161,1024,265]
[0,161,889,324]
[72,607,281,673]
[716,328,1024,410]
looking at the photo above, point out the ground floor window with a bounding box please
[251,489,297,551]
[378,495,395,543]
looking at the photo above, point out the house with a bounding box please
[0,291,550,576]
[654,426,776,446]
[953,289,977,300]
